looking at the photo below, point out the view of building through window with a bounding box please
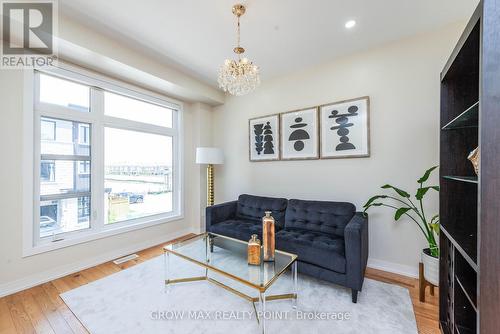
[39,117,91,238]
[104,127,173,224]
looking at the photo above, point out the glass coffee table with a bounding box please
[163,232,298,333]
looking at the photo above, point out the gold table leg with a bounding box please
[164,273,297,330]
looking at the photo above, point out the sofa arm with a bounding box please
[205,201,238,232]
[345,212,369,291]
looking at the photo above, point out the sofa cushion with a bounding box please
[276,230,346,273]
[236,194,288,228]
[285,199,355,237]
[210,219,262,242]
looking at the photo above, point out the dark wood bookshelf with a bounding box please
[439,1,500,333]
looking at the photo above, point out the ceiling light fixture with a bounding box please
[218,4,260,96]
[345,20,356,29]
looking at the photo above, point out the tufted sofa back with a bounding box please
[285,199,355,237]
[236,194,288,227]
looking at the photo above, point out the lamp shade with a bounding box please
[196,147,224,165]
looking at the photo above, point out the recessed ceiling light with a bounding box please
[345,20,356,29]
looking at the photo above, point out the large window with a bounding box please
[32,68,181,249]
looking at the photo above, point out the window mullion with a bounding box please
[102,116,177,136]
[40,154,91,161]
[36,102,95,122]
[40,192,92,201]
[91,87,105,233]
[172,110,180,215]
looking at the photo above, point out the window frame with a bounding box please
[23,64,184,257]
[78,160,91,175]
[78,123,90,145]
[40,118,56,141]
[40,160,56,182]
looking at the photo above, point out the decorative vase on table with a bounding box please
[262,211,275,262]
[247,234,261,265]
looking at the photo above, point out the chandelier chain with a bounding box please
[236,16,241,52]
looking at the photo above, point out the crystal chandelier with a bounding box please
[218,4,260,96]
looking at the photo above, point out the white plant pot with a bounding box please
[421,248,439,286]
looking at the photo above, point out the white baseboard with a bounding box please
[367,258,419,279]
[0,228,195,298]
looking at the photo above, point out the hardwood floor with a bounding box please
[0,235,439,334]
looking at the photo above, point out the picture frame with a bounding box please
[280,107,319,160]
[319,96,370,159]
[248,114,280,161]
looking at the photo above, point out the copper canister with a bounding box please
[263,211,275,262]
[248,234,261,265]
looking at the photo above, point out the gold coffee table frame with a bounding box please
[163,233,298,334]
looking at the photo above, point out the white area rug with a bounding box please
[61,255,418,334]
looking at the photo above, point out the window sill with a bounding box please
[22,213,184,257]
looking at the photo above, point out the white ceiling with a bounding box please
[59,0,478,88]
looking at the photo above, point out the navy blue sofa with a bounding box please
[206,194,369,303]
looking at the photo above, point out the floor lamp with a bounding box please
[196,147,224,206]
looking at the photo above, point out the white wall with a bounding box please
[213,22,465,277]
[0,25,213,297]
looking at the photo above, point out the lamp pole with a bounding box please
[196,147,224,207]
[207,164,214,206]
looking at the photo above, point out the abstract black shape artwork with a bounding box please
[288,117,310,151]
[329,105,358,151]
[263,121,275,154]
[249,114,280,161]
[280,108,319,160]
[319,96,370,159]
[253,123,264,155]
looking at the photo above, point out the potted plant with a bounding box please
[363,166,440,285]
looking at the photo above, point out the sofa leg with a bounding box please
[352,289,358,303]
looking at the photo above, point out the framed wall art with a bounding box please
[280,107,319,160]
[249,114,280,161]
[319,96,370,159]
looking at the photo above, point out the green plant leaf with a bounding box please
[363,195,388,208]
[415,187,429,200]
[363,202,384,214]
[430,214,439,224]
[415,186,440,200]
[429,222,440,235]
[394,207,411,221]
[381,184,410,198]
[417,165,438,184]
